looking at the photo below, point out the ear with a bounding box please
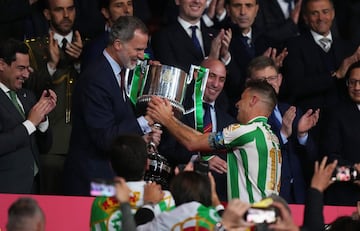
[43,9,51,21]
[0,59,6,71]
[175,0,180,6]
[113,39,123,51]
[249,94,259,107]
[101,8,110,20]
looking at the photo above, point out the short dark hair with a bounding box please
[327,216,360,231]
[0,39,29,65]
[303,0,334,15]
[109,16,148,44]
[247,56,279,79]
[6,197,45,231]
[225,0,258,5]
[170,171,212,207]
[245,79,278,111]
[346,61,360,79]
[108,134,147,181]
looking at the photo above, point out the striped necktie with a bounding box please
[203,103,212,133]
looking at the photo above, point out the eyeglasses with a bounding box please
[259,75,278,82]
[346,79,360,88]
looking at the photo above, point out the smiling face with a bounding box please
[227,0,258,34]
[348,67,360,104]
[0,53,31,91]
[303,0,335,36]
[44,0,76,36]
[115,29,148,69]
[202,59,226,103]
[176,0,207,24]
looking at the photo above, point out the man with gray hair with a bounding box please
[63,16,161,196]
[6,197,45,231]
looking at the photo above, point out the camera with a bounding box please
[244,207,277,224]
[90,179,115,197]
[331,166,359,182]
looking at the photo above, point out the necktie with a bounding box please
[240,36,255,58]
[190,25,202,55]
[284,0,293,17]
[61,38,68,52]
[8,90,25,118]
[319,37,331,52]
[203,103,213,133]
[120,69,126,101]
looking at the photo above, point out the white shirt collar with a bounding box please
[310,30,332,46]
[242,28,252,40]
[357,104,360,111]
[0,81,10,94]
[177,16,201,37]
[103,49,122,79]
[51,30,73,47]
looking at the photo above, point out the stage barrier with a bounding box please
[0,194,356,231]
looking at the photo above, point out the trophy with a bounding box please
[125,60,209,188]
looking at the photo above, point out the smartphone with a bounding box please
[331,166,358,182]
[90,179,115,197]
[244,207,277,224]
[193,159,209,176]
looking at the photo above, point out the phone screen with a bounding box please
[90,180,115,197]
[245,207,276,224]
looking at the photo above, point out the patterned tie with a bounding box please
[8,90,25,118]
[319,37,331,52]
[240,35,255,58]
[190,25,202,55]
[203,103,212,133]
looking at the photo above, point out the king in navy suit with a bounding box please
[63,16,160,196]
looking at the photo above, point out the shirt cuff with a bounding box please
[23,120,36,135]
[221,54,231,66]
[216,10,226,21]
[297,133,308,145]
[47,62,56,76]
[37,116,49,132]
[280,132,288,144]
[137,116,152,134]
[202,14,214,27]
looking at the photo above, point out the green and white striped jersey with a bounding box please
[210,116,281,203]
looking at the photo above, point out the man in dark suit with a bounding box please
[254,0,302,50]
[0,39,56,193]
[151,0,231,74]
[63,16,161,196]
[321,62,360,205]
[248,56,319,203]
[281,0,360,144]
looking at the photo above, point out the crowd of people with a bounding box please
[1,0,360,230]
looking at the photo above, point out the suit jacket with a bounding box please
[0,88,51,193]
[63,54,144,196]
[321,99,360,205]
[151,20,217,73]
[219,18,269,117]
[254,0,299,50]
[81,31,109,72]
[268,102,318,204]
[160,102,236,201]
[281,31,355,112]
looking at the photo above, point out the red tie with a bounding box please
[203,103,212,133]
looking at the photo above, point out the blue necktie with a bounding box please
[240,36,255,58]
[284,0,293,16]
[190,25,202,55]
[203,103,212,133]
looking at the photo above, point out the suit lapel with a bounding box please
[0,90,25,122]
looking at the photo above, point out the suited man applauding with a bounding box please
[248,56,319,204]
[64,16,161,196]
[0,39,56,194]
